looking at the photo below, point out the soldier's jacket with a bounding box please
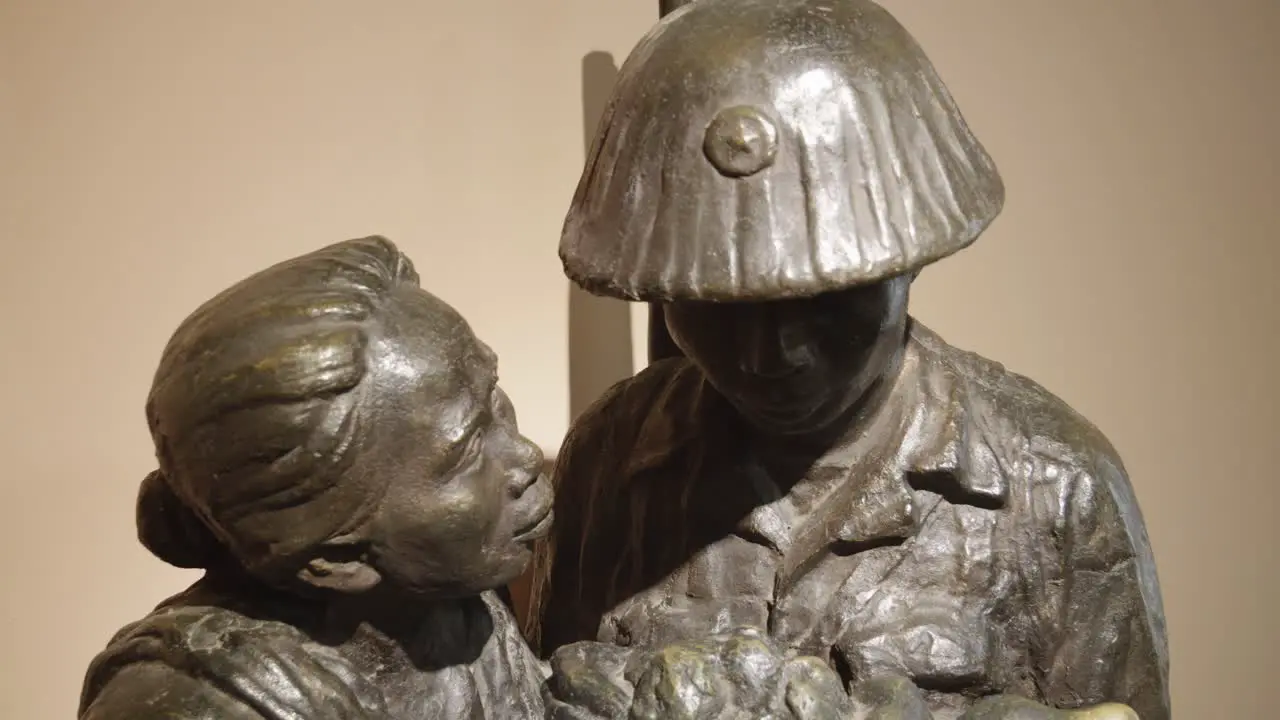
[530,322,1169,720]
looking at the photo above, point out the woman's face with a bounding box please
[663,277,910,437]
[360,289,552,598]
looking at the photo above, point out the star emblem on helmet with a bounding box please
[703,105,779,178]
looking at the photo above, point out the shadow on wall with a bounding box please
[509,51,634,626]
[567,51,634,423]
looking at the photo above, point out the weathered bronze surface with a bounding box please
[530,0,1169,719]
[78,238,553,718]
[78,237,859,719]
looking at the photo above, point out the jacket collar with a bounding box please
[620,322,1009,581]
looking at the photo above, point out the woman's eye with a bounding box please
[492,388,516,421]
[457,430,485,470]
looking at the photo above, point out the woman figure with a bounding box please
[79,237,554,719]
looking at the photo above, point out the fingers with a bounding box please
[1062,704,1140,720]
[544,641,636,718]
[781,656,857,719]
[852,674,934,720]
[960,695,1140,720]
[626,626,857,719]
[628,644,730,720]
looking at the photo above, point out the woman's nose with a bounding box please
[506,435,545,496]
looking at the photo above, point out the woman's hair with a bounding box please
[139,236,420,580]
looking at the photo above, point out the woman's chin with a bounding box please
[456,548,533,594]
[494,545,534,583]
[391,568,519,601]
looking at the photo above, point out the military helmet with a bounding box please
[560,0,1005,302]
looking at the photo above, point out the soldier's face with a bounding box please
[664,276,910,436]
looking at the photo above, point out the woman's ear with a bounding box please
[296,540,381,594]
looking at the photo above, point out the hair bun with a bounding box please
[136,469,226,570]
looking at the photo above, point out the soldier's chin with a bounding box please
[739,399,833,436]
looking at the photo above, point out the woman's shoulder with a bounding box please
[79,593,389,719]
[80,660,265,720]
[473,591,550,716]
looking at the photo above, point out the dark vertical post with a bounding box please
[659,0,695,15]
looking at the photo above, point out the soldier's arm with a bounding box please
[527,373,640,655]
[1035,449,1170,720]
[526,413,601,653]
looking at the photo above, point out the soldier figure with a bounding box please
[529,0,1169,718]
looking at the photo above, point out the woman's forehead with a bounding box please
[376,300,494,394]
[416,353,493,442]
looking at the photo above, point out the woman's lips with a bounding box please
[513,502,553,543]
[512,475,554,543]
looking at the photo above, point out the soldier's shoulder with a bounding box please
[560,357,701,453]
[912,323,1125,483]
[910,327,1167,675]
[913,324,1163,595]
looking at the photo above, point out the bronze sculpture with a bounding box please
[77,237,861,719]
[528,0,1169,718]
[79,237,553,718]
[74,0,1169,715]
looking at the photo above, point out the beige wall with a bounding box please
[1,1,1275,717]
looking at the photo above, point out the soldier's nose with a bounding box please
[740,323,813,378]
